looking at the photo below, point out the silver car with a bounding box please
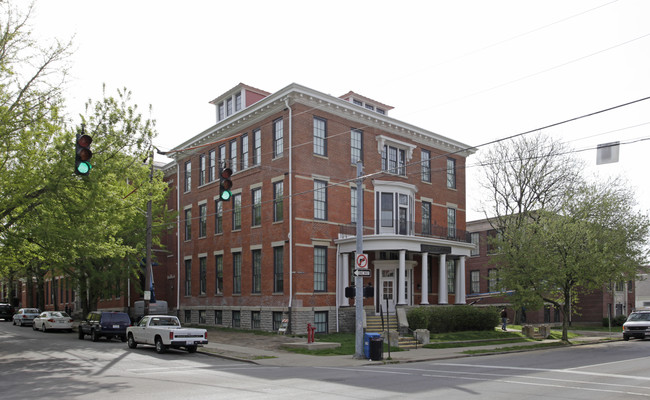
[622,310,650,341]
[33,311,74,332]
[13,308,41,327]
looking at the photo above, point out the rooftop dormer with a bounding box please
[209,83,270,123]
[339,91,394,116]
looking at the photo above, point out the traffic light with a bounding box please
[75,132,93,175]
[219,166,233,201]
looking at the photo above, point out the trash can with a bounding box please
[364,332,381,359]
[369,337,383,361]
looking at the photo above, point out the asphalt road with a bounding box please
[2,321,650,399]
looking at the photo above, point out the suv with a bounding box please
[78,311,131,342]
[622,310,650,341]
[0,303,14,321]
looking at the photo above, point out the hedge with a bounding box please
[407,306,500,333]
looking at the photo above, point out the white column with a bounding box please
[341,253,349,306]
[420,252,429,304]
[398,249,407,305]
[455,257,466,304]
[438,254,448,304]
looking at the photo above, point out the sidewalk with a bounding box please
[199,330,621,367]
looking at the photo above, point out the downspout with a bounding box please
[176,161,181,318]
[336,244,340,332]
[285,98,294,331]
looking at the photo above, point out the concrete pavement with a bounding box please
[199,330,621,367]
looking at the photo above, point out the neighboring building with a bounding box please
[465,218,635,325]
[635,273,650,309]
[158,82,476,334]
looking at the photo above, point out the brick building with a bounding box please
[156,83,476,334]
[465,218,635,325]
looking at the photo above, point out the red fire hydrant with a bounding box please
[307,323,317,344]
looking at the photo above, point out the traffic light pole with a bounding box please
[354,161,365,359]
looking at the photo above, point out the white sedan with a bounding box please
[33,311,74,332]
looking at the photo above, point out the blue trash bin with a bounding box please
[364,333,381,359]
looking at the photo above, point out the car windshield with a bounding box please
[151,317,179,327]
[25,309,39,314]
[627,313,650,321]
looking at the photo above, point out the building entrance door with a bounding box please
[380,269,396,313]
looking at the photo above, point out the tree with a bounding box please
[480,133,650,341]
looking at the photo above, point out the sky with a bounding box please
[24,0,650,221]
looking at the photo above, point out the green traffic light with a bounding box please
[220,190,232,201]
[76,161,91,175]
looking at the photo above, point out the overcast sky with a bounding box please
[26,0,650,221]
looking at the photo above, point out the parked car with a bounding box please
[33,311,74,332]
[0,303,14,321]
[623,310,650,341]
[126,315,207,354]
[13,308,41,326]
[78,311,131,342]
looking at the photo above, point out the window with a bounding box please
[253,129,261,165]
[229,139,237,173]
[214,200,223,234]
[273,246,284,293]
[272,312,283,331]
[381,193,393,227]
[314,246,327,292]
[447,208,456,238]
[314,311,328,334]
[199,256,206,295]
[232,194,241,230]
[218,102,225,121]
[376,108,385,115]
[208,150,216,182]
[226,98,232,116]
[382,145,406,176]
[365,104,374,111]
[233,252,241,294]
[470,233,480,256]
[470,270,480,294]
[251,311,261,329]
[232,310,240,328]
[199,310,206,324]
[184,310,192,323]
[184,161,191,192]
[447,158,456,189]
[219,145,226,170]
[447,260,455,294]
[422,202,431,235]
[351,129,363,164]
[184,209,192,241]
[199,154,206,186]
[241,134,249,170]
[314,180,327,220]
[235,92,242,112]
[252,188,261,226]
[273,118,283,158]
[421,150,431,182]
[273,181,284,222]
[198,203,207,238]
[488,269,498,292]
[215,254,223,294]
[252,249,261,294]
[184,259,191,296]
[353,99,362,106]
[313,117,327,156]
[215,310,222,325]
[487,230,498,254]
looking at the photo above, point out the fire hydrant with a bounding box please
[307,323,317,344]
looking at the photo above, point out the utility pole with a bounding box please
[144,148,154,315]
[354,161,365,359]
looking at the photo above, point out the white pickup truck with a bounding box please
[126,315,208,354]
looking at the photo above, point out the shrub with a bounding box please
[603,315,627,327]
[408,305,500,333]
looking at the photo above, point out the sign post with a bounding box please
[354,161,365,359]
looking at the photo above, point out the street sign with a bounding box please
[354,269,370,277]
[355,253,368,269]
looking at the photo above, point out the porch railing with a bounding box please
[339,220,471,243]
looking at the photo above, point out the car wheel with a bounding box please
[91,330,100,342]
[78,329,84,340]
[12,319,15,325]
[624,335,630,341]
[42,324,47,333]
[32,323,37,331]
[127,334,137,349]
[187,345,197,353]
[155,337,166,354]
[18,320,22,327]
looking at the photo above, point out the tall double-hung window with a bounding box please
[184,208,192,241]
[233,252,241,294]
[241,134,249,170]
[199,256,206,295]
[422,201,431,235]
[273,181,283,222]
[251,188,261,226]
[184,259,191,296]
[253,129,261,165]
[313,117,327,156]
[314,246,327,292]
[208,150,216,182]
[199,155,206,186]
[215,254,223,294]
[232,194,242,230]
[229,139,237,173]
[351,129,363,164]
[382,145,406,176]
[273,246,284,293]
[447,158,456,189]
[273,118,283,158]
[421,150,431,182]
[447,208,456,238]
[214,200,223,234]
[252,249,261,294]
[198,203,207,238]
[184,161,191,192]
[314,180,327,220]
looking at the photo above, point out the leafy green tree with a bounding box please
[480,133,650,341]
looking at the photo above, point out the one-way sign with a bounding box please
[353,269,370,277]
